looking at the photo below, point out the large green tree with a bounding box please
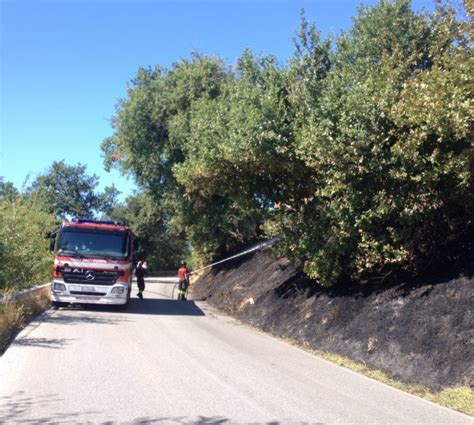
[102,54,254,264]
[108,192,188,270]
[28,160,119,219]
[103,0,473,285]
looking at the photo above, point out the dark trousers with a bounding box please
[177,279,188,300]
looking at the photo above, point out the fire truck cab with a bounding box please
[50,219,135,308]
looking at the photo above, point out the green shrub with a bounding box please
[0,197,56,294]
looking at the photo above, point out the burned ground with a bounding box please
[192,252,473,391]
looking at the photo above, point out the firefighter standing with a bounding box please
[135,260,147,299]
[177,261,189,301]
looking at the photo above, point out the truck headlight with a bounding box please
[53,282,66,291]
[111,287,125,294]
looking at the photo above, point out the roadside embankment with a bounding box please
[191,252,473,414]
[0,284,51,354]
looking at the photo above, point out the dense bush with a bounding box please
[0,196,56,293]
[103,0,473,285]
[283,0,473,283]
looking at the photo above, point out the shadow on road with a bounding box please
[125,298,206,316]
[0,391,101,423]
[53,298,206,317]
[104,417,285,424]
[13,337,75,349]
[125,416,235,424]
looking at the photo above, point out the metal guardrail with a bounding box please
[0,283,51,304]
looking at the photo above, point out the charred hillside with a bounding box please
[191,252,473,391]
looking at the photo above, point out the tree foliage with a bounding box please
[0,194,56,293]
[0,177,19,202]
[103,0,473,285]
[102,54,261,263]
[108,192,188,270]
[28,160,119,219]
[286,0,473,283]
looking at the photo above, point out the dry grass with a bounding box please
[0,294,50,354]
[189,269,205,285]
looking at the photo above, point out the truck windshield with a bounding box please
[57,228,129,260]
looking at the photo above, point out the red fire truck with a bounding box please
[50,219,135,308]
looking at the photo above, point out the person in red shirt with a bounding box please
[177,261,189,301]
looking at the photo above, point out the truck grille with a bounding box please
[61,269,123,285]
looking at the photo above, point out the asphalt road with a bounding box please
[0,278,472,424]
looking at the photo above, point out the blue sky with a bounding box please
[1,0,433,200]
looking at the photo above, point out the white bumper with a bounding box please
[51,279,130,305]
